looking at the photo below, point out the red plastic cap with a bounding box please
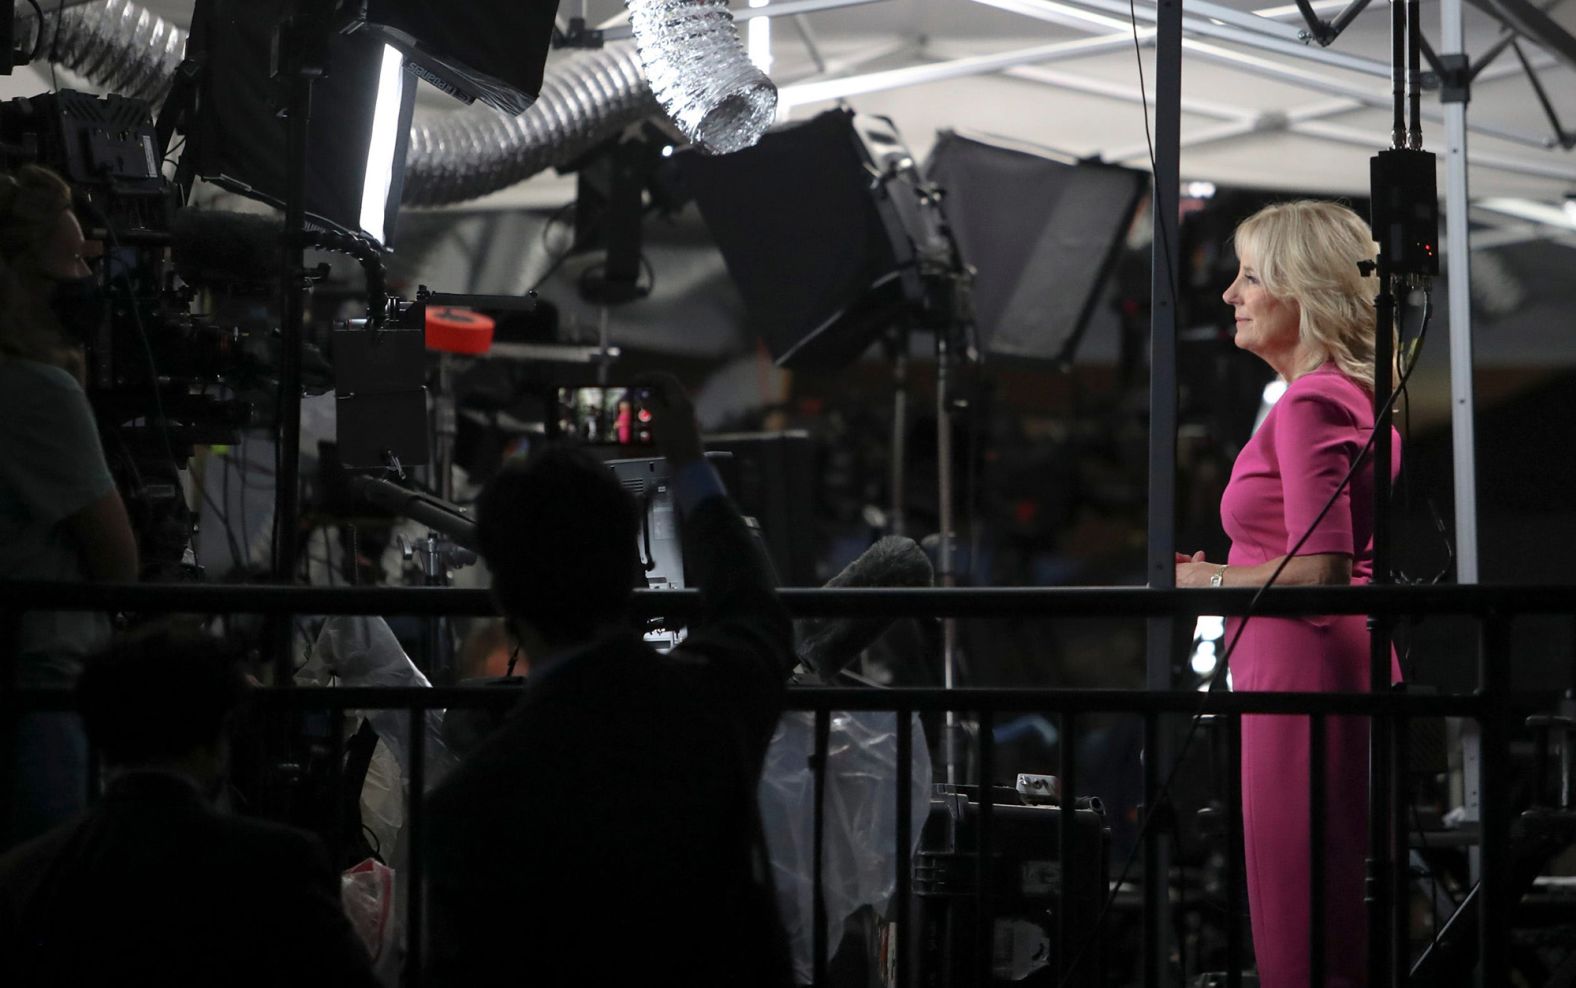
[425,306,496,355]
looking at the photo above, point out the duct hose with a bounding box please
[12,0,767,207]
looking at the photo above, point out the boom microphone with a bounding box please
[170,209,286,289]
[795,536,934,679]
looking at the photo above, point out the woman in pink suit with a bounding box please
[1176,200,1401,987]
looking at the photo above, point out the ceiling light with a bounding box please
[1251,0,1345,18]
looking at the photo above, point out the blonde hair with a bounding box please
[1232,200,1379,391]
[0,164,82,376]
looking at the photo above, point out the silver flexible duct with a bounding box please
[9,2,710,206]
[626,0,776,155]
[401,44,657,206]
[27,0,186,105]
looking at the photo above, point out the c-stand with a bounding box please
[271,0,357,682]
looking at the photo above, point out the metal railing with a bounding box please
[4,579,1571,986]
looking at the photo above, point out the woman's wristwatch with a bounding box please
[1209,564,1228,588]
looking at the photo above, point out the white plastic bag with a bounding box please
[300,615,455,788]
[341,857,399,985]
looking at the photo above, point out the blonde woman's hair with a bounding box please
[1232,200,1379,391]
[0,164,81,376]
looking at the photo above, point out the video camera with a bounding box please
[0,90,308,575]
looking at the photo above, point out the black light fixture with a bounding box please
[358,0,560,116]
[681,109,921,367]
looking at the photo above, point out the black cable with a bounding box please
[162,136,187,172]
[197,462,246,571]
[1128,0,1180,323]
[529,200,579,293]
[321,526,336,586]
[505,638,522,679]
[361,822,382,862]
[271,338,285,579]
[639,253,656,297]
[1393,289,1439,683]
[1393,289,1452,589]
[23,0,45,62]
[48,0,62,92]
[105,240,185,496]
[237,435,255,574]
[1058,318,1429,986]
[1409,797,1447,956]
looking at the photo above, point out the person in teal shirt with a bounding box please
[0,165,138,846]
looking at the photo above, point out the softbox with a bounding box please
[682,109,918,368]
[926,132,1146,363]
[186,0,417,247]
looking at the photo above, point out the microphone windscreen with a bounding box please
[171,209,285,289]
[796,536,933,679]
[822,536,934,589]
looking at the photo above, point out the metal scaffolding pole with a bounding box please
[1439,0,1488,918]
[1440,0,1479,588]
[1146,0,1183,982]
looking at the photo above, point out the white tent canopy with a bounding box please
[507,0,1574,221]
[12,0,1575,224]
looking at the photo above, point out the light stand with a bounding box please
[908,183,977,785]
[1365,0,1438,977]
[887,326,909,538]
[935,312,968,784]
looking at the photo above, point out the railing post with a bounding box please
[1310,714,1326,988]
[1225,712,1243,988]
[328,705,346,872]
[1367,628,1395,987]
[1392,694,1411,981]
[1143,710,1167,988]
[1477,614,1511,985]
[1059,711,1078,983]
[1144,0,1184,974]
[977,709,995,988]
[813,707,830,988]
[0,607,18,843]
[406,705,426,988]
[895,708,914,988]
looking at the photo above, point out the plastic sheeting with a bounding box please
[298,615,455,789]
[759,709,932,983]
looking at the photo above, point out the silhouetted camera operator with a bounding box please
[0,626,377,987]
[424,373,795,987]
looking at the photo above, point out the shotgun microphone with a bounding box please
[795,536,934,679]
